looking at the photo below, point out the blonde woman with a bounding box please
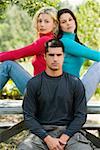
[0,7,58,94]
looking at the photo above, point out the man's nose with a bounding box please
[53,55,58,61]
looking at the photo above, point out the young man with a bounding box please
[18,39,92,150]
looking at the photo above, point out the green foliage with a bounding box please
[0,0,60,20]
[76,0,100,49]
[0,5,33,51]
[0,80,22,99]
[18,0,60,17]
[0,0,11,20]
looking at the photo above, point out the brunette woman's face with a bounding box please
[37,13,56,34]
[59,13,76,33]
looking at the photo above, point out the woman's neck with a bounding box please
[39,32,54,37]
[63,32,75,40]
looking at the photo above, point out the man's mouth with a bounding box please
[52,63,58,66]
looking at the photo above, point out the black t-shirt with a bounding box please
[23,71,87,139]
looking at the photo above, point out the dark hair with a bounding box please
[57,8,83,45]
[45,38,64,54]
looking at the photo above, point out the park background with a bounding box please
[0,0,100,149]
[0,0,100,100]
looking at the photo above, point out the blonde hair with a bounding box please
[33,6,58,36]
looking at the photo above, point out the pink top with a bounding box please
[0,32,54,75]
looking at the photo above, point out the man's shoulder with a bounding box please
[27,72,43,86]
[64,72,80,81]
[32,72,43,80]
[64,72,84,86]
[64,72,84,91]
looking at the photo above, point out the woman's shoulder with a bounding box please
[35,33,54,43]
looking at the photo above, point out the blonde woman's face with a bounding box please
[59,13,76,33]
[37,13,56,34]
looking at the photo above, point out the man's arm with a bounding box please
[22,78,48,140]
[63,78,87,137]
[23,78,65,150]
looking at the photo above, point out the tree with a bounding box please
[76,0,100,49]
[0,0,60,20]
[0,5,33,52]
[75,0,100,96]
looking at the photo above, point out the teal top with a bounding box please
[60,32,100,77]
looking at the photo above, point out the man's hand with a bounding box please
[44,135,64,150]
[60,133,70,146]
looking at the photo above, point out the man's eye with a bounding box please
[57,54,62,56]
[49,54,54,56]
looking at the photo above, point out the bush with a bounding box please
[0,80,22,100]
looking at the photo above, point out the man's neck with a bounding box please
[45,69,63,77]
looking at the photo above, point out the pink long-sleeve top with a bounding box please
[0,32,54,75]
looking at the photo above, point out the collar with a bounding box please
[63,32,75,40]
[39,32,54,37]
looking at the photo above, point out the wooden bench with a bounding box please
[0,100,100,114]
[0,99,100,143]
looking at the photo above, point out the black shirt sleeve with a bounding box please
[64,77,87,137]
[22,78,48,140]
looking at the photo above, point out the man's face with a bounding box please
[45,47,64,71]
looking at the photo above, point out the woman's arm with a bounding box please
[61,37,100,61]
[0,36,53,62]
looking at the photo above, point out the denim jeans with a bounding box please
[0,61,100,99]
[17,126,93,150]
[0,60,32,94]
[81,62,100,102]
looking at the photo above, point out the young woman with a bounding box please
[57,8,100,101]
[0,6,58,94]
[0,7,99,101]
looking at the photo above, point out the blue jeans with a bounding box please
[0,61,100,99]
[0,61,32,94]
[17,126,93,150]
[81,62,100,102]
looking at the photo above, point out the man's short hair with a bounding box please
[45,39,64,54]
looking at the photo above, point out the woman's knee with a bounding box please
[2,60,17,66]
[2,60,19,72]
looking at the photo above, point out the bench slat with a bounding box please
[0,100,100,114]
[0,100,100,143]
[0,100,22,114]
